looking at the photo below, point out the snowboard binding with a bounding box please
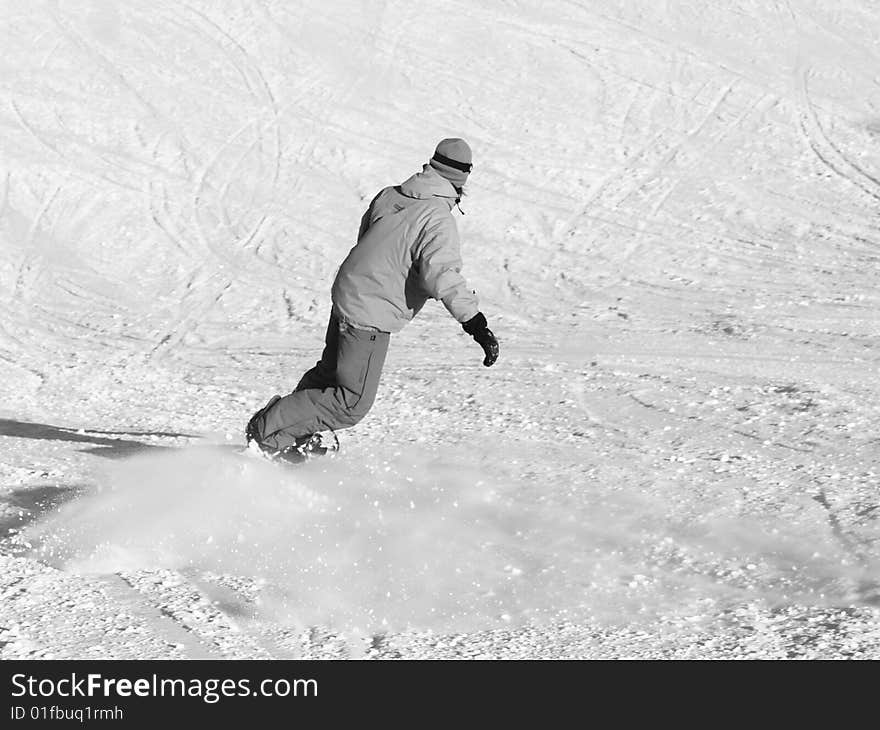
[277,430,340,464]
[245,429,339,465]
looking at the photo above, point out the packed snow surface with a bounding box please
[1,0,879,658]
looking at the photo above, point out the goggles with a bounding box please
[432,152,473,174]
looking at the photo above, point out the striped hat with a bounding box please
[429,138,472,190]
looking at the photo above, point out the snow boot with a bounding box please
[245,394,281,445]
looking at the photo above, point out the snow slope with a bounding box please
[1,0,879,658]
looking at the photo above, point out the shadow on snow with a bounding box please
[0,418,196,459]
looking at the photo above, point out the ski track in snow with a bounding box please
[1,0,879,658]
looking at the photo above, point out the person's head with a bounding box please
[429,138,472,199]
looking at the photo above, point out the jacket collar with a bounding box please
[399,164,459,200]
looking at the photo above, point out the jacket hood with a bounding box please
[399,164,459,200]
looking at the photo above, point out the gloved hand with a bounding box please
[462,312,499,367]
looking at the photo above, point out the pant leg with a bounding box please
[247,314,337,442]
[292,314,339,392]
[259,318,390,451]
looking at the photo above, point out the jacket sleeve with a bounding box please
[416,213,480,323]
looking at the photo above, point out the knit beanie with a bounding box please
[429,138,472,190]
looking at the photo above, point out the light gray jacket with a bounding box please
[331,165,479,333]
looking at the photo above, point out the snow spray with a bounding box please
[23,445,876,634]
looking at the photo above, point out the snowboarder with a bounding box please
[245,138,499,462]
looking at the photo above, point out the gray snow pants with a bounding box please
[254,312,390,451]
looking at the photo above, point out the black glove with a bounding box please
[462,312,499,367]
